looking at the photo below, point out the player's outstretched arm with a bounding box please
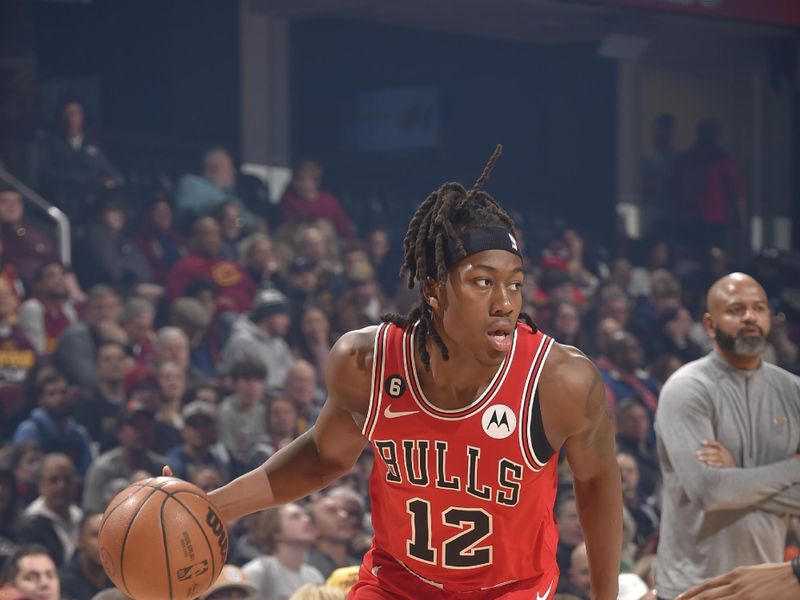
[206,328,375,522]
[555,346,622,600]
[676,561,800,599]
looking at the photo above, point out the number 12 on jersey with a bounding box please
[406,498,493,568]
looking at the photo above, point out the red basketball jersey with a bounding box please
[361,321,559,593]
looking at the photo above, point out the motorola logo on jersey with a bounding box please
[384,375,407,398]
[481,405,516,439]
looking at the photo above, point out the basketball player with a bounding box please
[170,147,622,598]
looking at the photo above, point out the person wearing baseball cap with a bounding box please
[82,399,165,514]
[200,564,257,600]
[164,401,230,482]
[220,289,292,389]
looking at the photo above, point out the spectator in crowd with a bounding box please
[306,494,358,579]
[54,285,124,390]
[627,239,674,301]
[82,401,165,514]
[280,160,354,240]
[174,147,258,231]
[0,544,61,600]
[15,454,82,567]
[556,542,589,600]
[215,201,250,262]
[119,297,156,367]
[325,487,370,560]
[73,341,129,452]
[595,291,632,332]
[57,512,112,599]
[183,382,222,408]
[640,113,677,237]
[38,97,123,224]
[289,585,346,600]
[670,117,747,258]
[156,360,187,429]
[555,492,584,575]
[220,289,292,390]
[614,399,660,498]
[198,564,257,600]
[616,451,659,553]
[365,226,399,299]
[76,195,153,294]
[655,273,800,599]
[123,366,180,454]
[281,360,323,434]
[599,331,660,416]
[242,504,324,599]
[218,358,268,468]
[191,466,223,495]
[12,371,93,477]
[333,263,390,333]
[166,217,256,314]
[132,196,188,286]
[0,469,19,567]
[0,277,37,415]
[165,401,230,483]
[168,297,216,381]
[294,224,343,279]
[239,233,278,290]
[5,443,42,509]
[765,310,800,373]
[246,395,298,469]
[650,306,704,364]
[155,326,207,387]
[17,262,78,357]
[292,305,334,381]
[550,301,585,348]
[279,257,325,321]
[631,270,688,360]
[0,185,59,292]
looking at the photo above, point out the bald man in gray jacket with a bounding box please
[655,273,800,600]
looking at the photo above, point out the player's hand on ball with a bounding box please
[162,464,174,477]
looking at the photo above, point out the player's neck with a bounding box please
[418,341,499,411]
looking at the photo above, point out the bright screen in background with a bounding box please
[356,86,440,152]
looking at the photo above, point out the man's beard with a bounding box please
[714,325,766,357]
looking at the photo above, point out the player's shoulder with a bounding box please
[541,341,598,396]
[326,325,383,414]
[537,342,600,437]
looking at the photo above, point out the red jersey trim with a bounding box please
[362,323,390,439]
[402,322,517,420]
[518,335,555,471]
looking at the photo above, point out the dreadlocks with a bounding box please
[382,145,537,370]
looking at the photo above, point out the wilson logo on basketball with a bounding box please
[205,508,228,559]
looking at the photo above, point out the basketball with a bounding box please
[98,477,228,600]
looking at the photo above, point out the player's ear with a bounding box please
[423,277,441,311]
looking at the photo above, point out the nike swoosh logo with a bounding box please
[384,405,419,419]
[536,579,554,600]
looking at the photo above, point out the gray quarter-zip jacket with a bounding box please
[654,350,800,599]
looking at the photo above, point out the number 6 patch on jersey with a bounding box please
[384,375,407,398]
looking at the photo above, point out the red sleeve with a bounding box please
[166,257,202,300]
[320,193,355,239]
[723,158,746,201]
[281,190,303,222]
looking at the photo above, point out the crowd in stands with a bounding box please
[0,98,799,600]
